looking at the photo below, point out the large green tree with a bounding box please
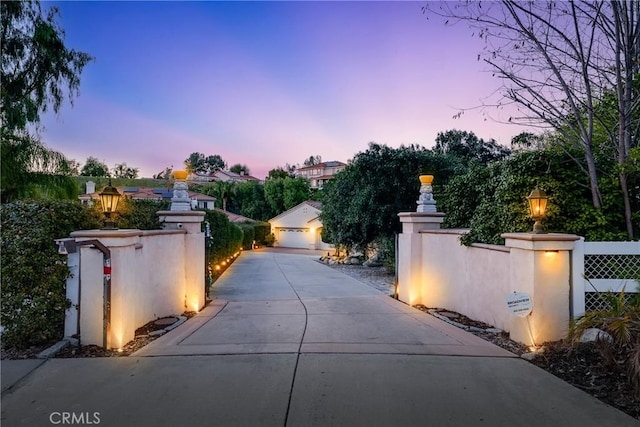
[440,141,638,244]
[1,1,92,202]
[433,129,511,171]
[302,155,322,166]
[1,1,93,131]
[320,143,454,251]
[229,163,250,175]
[184,152,226,175]
[264,176,309,215]
[112,162,139,179]
[229,181,271,221]
[199,181,236,212]
[80,156,109,177]
[0,132,77,202]
[267,167,292,180]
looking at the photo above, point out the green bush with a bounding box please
[568,279,640,395]
[440,148,638,245]
[114,198,168,230]
[0,200,103,349]
[238,222,256,250]
[252,222,272,245]
[0,197,171,350]
[202,209,243,265]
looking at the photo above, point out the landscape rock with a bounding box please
[578,328,613,343]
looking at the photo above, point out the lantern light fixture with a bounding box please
[527,186,549,234]
[99,179,122,230]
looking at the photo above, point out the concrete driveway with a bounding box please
[1,249,637,427]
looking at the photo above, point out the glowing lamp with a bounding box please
[99,179,122,230]
[527,187,549,234]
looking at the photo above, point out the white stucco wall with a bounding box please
[418,230,511,332]
[397,216,579,346]
[66,222,204,349]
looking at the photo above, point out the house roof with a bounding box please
[81,186,216,202]
[214,170,260,181]
[268,200,322,222]
[214,208,256,223]
[306,200,322,209]
[187,171,260,182]
[296,161,346,172]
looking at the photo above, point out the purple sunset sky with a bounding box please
[40,1,530,179]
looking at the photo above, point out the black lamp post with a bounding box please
[99,179,122,230]
[527,187,549,234]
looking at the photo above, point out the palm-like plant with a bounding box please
[569,278,640,395]
[1,130,77,202]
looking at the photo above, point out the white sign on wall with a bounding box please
[505,292,533,317]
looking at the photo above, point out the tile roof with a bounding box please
[214,208,257,223]
[296,161,346,171]
[82,186,216,201]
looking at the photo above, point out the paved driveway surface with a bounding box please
[1,249,637,427]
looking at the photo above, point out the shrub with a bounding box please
[440,149,637,245]
[252,222,272,245]
[238,222,256,250]
[1,200,103,349]
[114,198,168,230]
[201,209,243,265]
[568,279,640,395]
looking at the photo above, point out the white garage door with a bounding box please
[277,228,310,249]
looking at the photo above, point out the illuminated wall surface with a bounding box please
[397,213,579,347]
[66,213,205,350]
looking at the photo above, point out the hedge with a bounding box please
[0,200,103,349]
[1,199,168,350]
[252,222,272,246]
[202,209,243,265]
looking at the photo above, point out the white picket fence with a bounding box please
[571,238,640,318]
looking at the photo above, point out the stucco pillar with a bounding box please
[502,233,580,346]
[397,212,445,306]
[68,229,141,349]
[157,210,206,312]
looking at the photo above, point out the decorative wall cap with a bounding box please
[70,229,142,238]
[157,210,206,216]
[140,229,187,236]
[502,232,580,251]
[398,212,445,222]
[418,228,468,235]
[501,233,580,242]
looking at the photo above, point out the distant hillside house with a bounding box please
[295,161,346,189]
[79,181,216,210]
[187,170,261,184]
[268,201,333,250]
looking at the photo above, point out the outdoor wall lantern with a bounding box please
[527,186,549,234]
[99,179,122,230]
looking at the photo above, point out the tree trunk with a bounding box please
[612,0,636,239]
[584,145,603,209]
[618,171,634,239]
